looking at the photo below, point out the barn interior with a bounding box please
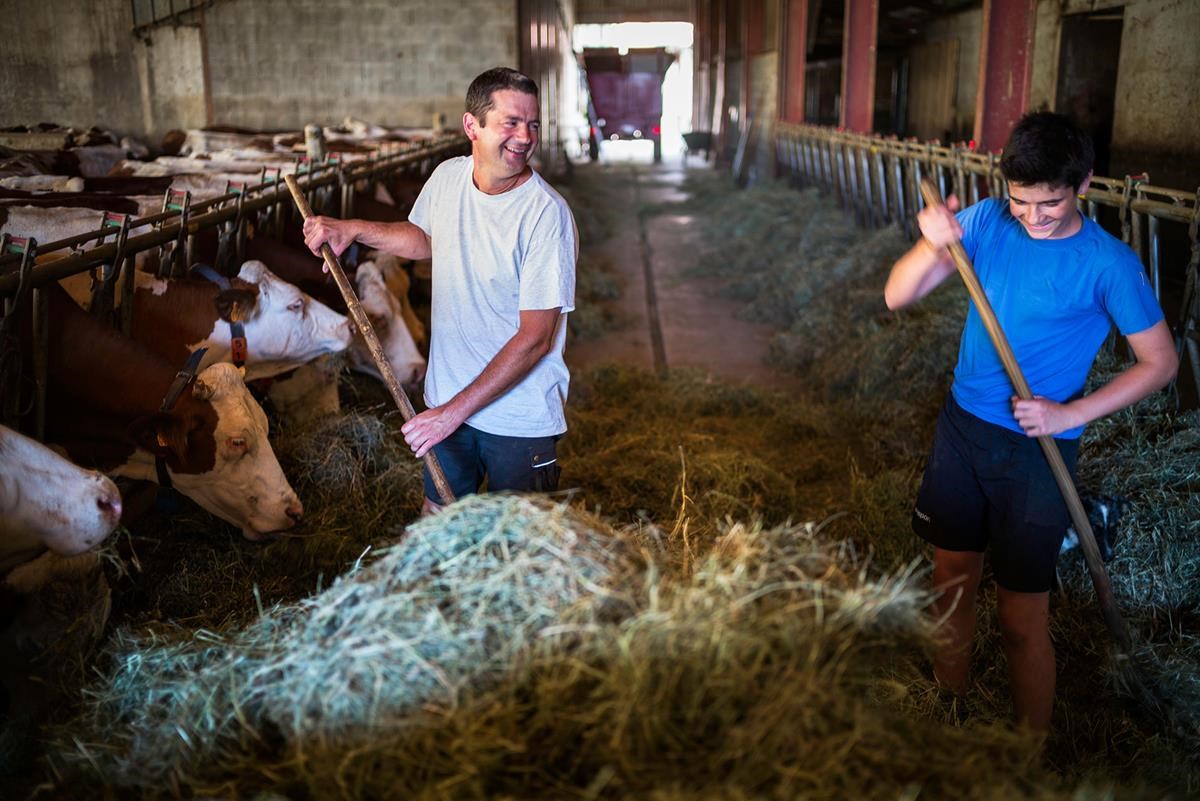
[2,0,1199,798]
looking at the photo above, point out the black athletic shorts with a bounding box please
[423,423,562,503]
[911,393,1079,594]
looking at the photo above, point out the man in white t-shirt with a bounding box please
[302,67,577,514]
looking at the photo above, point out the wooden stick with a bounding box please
[918,178,1133,653]
[284,174,457,507]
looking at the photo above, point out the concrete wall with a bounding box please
[1108,0,1200,189]
[1030,0,1200,189]
[1,0,526,143]
[0,0,206,143]
[920,7,981,142]
[205,0,518,131]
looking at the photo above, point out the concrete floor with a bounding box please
[567,160,805,394]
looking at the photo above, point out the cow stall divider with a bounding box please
[774,122,1200,403]
[0,133,470,435]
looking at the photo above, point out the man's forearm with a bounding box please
[352,220,432,261]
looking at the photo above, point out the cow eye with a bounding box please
[287,299,305,313]
[226,436,248,455]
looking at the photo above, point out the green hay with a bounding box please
[50,498,1123,800]
[52,495,640,794]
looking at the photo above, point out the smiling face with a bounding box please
[1006,176,1090,240]
[463,89,540,193]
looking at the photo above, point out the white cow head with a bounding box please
[125,363,303,541]
[351,261,427,387]
[216,260,354,381]
[0,425,122,574]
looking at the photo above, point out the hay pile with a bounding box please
[52,495,639,795]
[49,496,1112,800]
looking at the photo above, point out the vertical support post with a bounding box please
[781,0,809,124]
[31,286,47,441]
[972,0,1036,152]
[1148,213,1161,303]
[712,0,728,162]
[839,0,878,134]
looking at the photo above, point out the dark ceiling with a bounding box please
[808,0,983,61]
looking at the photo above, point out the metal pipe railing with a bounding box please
[0,133,469,431]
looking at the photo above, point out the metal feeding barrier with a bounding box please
[0,133,469,431]
[774,121,1200,402]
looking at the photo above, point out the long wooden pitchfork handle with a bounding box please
[284,174,457,507]
[918,178,1132,653]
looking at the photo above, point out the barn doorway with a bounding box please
[1055,11,1124,177]
[574,22,695,164]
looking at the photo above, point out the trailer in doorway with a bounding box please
[582,47,676,163]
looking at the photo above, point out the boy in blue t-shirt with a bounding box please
[884,112,1176,733]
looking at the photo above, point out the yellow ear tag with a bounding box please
[238,365,247,379]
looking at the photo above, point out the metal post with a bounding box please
[1148,213,1161,303]
[31,286,47,440]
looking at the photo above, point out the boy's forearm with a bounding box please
[1064,321,1178,427]
[1066,360,1177,428]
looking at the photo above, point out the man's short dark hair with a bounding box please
[466,68,539,127]
[999,111,1094,190]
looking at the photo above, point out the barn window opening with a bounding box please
[131,0,211,37]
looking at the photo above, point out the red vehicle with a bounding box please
[582,47,675,163]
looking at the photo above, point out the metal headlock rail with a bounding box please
[0,133,469,432]
[775,121,1200,401]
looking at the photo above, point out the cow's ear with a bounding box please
[128,413,188,460]
[214,287,259,322]
[192,377,215,401]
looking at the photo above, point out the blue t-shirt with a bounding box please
[950,198,1163,439]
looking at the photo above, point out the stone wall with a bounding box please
[204,0,519,131]
[0,0,206,145]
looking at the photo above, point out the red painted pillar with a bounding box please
[782,0,809,123]
[839,0,878,133]
[973,0,1037,152]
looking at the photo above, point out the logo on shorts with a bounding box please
[914,507,931,523]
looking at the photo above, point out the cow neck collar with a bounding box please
[155,347,207,493]
[191,263,248,369]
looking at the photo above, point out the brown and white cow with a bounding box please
[0,425,122,575]
[364,250,427,351]
[352,260,427,387]
[127,259,354,382]
[201,236,428,392]
[33,284,302,540]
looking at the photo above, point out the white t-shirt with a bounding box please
[408,156,577,437]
